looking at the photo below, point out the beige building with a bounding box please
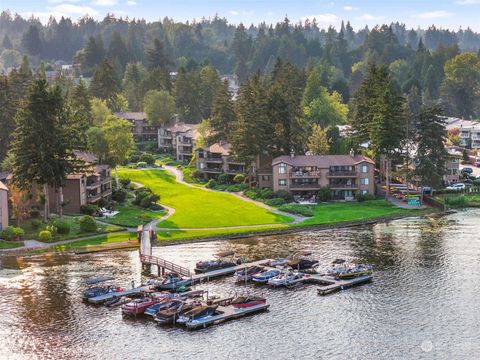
[0,181,8,231]
[195,142,246,179]
[114,112,159,143]
[159,122,198,162]
[271,153,375,201]
[444,149,461,185]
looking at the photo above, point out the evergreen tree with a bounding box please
[199,64,222,119]
[174,67,203,122]
[11,80,79,220]
[89,59,120,111]
[21,25,43,56]
[308,124,330,155]
[146,38,171,70]
[123,62,146,111]
[0,76,16,162]
[84,35,106,70]
[231,24,251,83]
[107,32,129,74]
[210,79,235,143]
[412,105,447,189]
[2,34,12,49]
[70,79,92,148]
[144,90,175,125]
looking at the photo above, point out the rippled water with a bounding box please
[1,210,480,359]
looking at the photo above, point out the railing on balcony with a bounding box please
[87,193,102,202]
[202,167,222,173]
[290,182,322,189]
[101,177,111,185]
[205,157,223,163]
[289,171,321,178]
[178,140,193,145]
[328,171,358,177]
[86,181,101,189]
[329,183,358,189]
[226,158,244,165]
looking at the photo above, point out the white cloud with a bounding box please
[47,0,80,3]
[50,4,99,15]
[457,0,480,4]
[229,10,239,16]
[413,10,454,19]
[91,0,118,6]
[357,13,385,21]
[343,6,358,11]
[127,0,136,5]
[301,13,339,24]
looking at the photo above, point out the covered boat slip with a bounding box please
[184,303,270,330]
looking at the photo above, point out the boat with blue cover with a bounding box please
[252,269,281,283]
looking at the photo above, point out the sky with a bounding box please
[3,0,480,31]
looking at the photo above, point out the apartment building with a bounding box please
[444,148,462,185]
[445,118,480,149]
[272,153,375,201]
[48,152,113,214]
[0,182,8,231]
[159,122,198,162]
[114,112,159,143]
[195,142,246,179]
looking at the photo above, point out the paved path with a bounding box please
[386,196,428,210]
[163,165,305,225]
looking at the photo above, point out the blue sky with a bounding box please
[3,0,480,30]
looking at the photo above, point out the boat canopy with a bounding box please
[85,275,114,285]
[215,251,235,258]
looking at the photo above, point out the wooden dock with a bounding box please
[316,274,373,295]
[190,259,272,284]
[88,286,151,304]
[184,303,270,330]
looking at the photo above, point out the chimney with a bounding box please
[290,148,295,158]
[350,148,355,158]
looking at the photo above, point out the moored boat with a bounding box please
[155,273,192,290]
[287,251,319,271]
[252,269,281,284]
[176,305,218,324]
[154,300,201,325]
[194,251,239,273]
[267,271,305,287]
[121,296,160,315]
[234,266,263,282]
[327,263,373,279]
[144,297,184,317]
[230,295,267,308]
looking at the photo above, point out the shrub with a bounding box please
[38,230,53,242]
[233,173,246,183]
[149,203,164,211]
[52,220,70,235]
[206,179,217,189]
[29,209,41,219]
[45,224,57,236]
[112,188,128,203]
[244,189,260,200]
[274,190,293,202]
[444,195,468,208]
[129,152,141,163]
[278,204,315,217]
[357,193,376,202]
[97,198,108,208]
[120,178,131,187]
[1,226,25,241]
[137,161,147,168]
[265,198,286,206]
[217,173,229,185]
[133,187,160,208]
[30,219,43,230]
[79,215,97,233]
[80,204,99,216]
[318,187,332,202]
[139,152,156,165]
[260,187,274,199]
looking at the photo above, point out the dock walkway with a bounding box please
[88,286,151,304]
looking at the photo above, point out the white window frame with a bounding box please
[278,163,286,174]
[361,164,368,173]
[278,179,287,186]
[361,178,369,185]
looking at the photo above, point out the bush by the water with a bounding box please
[38,230,53,242]
[52,220,70,235]
[444,195,469,208]
[1,226,25,241]
[278,204,315,217]
[79,215,97,233]
[356,193,376,202]
[244,188,293,207]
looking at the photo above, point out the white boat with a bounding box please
[267,271,305,287]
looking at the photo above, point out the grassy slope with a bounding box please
[299,200,421,226]
[50,232,136,252]
[100,204,166,227]
[118,168,293,228]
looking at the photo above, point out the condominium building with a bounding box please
[159,122,198,162]
[114,112,159,143]
[444,148,462,185]
[0,182,8,231]
[271,153,375,201]
[195,142,246,179]
[445,118,480,149]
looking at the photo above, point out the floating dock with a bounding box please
[316,275,373,295]
[190,260,272,284]
[184,303,270,330]
[88,286,151,304]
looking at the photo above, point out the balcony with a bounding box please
[87,193,102,203]
[101,177,112,185]
[328,171,358,177]
[289,171,321,178]
[290,182,322,190]
[102,189,112,197]
[329,183,358,189]
[226,157,244,165]
[178,140,193,145]
[205,157,223,163]
[201,167,222,173]
[86,181,101,190]
[226,169,244,175]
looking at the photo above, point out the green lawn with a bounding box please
[49,232,136,252]
[118,168,293,228]
[0,240,24,249]
[298,200,423,226]
[19,216,123,242]
[100,204,166,227]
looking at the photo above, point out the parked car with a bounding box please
[446,183,466,191]
[461,167,473,174]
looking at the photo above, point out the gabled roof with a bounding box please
[114,112,147,121]
[73,150,98,164]
[272,154,375,167]
[167,122,197,133]
[202,142,232,156]
[0,181,7,191]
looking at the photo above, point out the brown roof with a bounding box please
[73,150,98,164]
[203,142,231,156]
[167,122,197,133]
[114,112,147,121]
[66,174,85,180]
[0,181,7,191]
[272,154,375,167]
[95,164,110,172]
[0,172,10,181]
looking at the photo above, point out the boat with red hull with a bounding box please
[231,296,267,308]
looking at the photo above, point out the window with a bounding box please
[199,163,204,169]
[278,179,287,186]
[262,175,270,181]
[360,178,369,185]
[361,190,368,195]
[361,164,368,173]
[278,163,286,174]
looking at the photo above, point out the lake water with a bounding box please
[1,210,480,359]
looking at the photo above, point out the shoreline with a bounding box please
[1,210,448,257]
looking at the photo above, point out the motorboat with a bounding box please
[267,271,305,287]
[121,296,160,315]
[144,297,183,317]
[269,259,289,267]
[82,275,123,300]
[252,269,281,284]
[194,251,239,273]
[234,266,263,282]
[230,295,267,308]
[176,305,218,324]
[155,273,192,290]
[287,251,319,271]
[327,263,373,279]
[154,300,201,325]
[105,296,131,307]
